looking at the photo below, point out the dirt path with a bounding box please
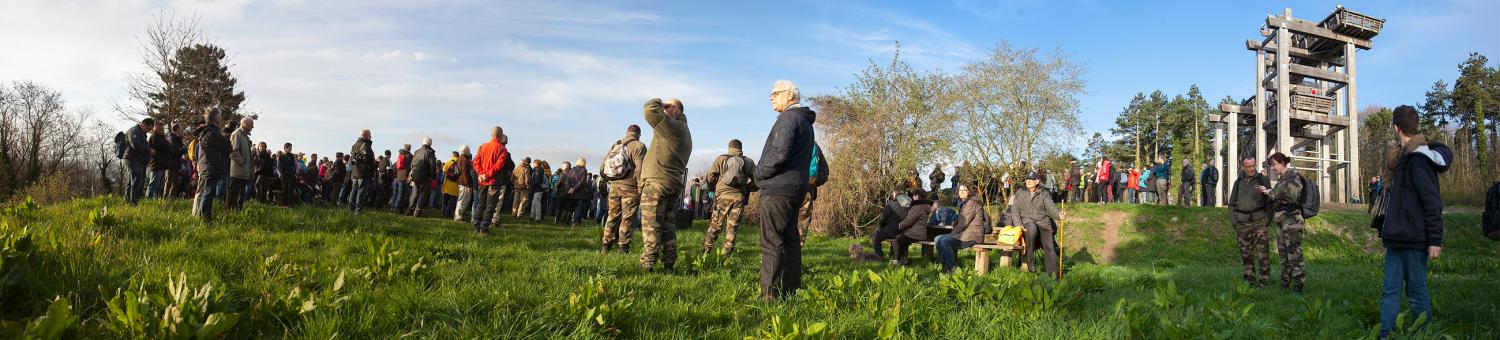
[1100,211,1126,264]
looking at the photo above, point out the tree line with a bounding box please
[0,13,247,205]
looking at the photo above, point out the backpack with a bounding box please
[722,155,749,188]
[600,141,634,181]
[1483,181,1500,241]
[808,144,822,179]
[1296,172,1320,219]
[113,131,129,159]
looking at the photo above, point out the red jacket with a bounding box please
[474,138,508,186]
[1096,160,1111,183]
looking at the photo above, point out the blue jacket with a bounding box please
[1380,142,1452,250]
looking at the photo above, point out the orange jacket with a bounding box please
[474,138,508,186]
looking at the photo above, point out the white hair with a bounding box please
[773,79,800,101]
[422,137,432,146]
[240,117,254,125]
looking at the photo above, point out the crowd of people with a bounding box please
[116,80,826,302]
[116,84,1465,332]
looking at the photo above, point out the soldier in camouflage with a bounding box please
[1227,155,1271,288]
[637,98,692,273]
[703,139,757,255]
[602,125,646,254]
[1257,152,1306,293]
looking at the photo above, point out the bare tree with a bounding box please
[115,11,204,124]
[949,42,1085,205]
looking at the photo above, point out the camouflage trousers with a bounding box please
[512,188,531,217]
[796,192,815,245]
[602,186,639,252]
[1234,220,1271,287]
[638,183,679,270]
[1276,220,1306,291]
[704,195,745,254]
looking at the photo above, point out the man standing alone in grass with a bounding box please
[639,98,692,273]
[755,80,819,300]
[1377,105,1452,337]
[1227,155,1271,288]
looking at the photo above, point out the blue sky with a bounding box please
[2,0,1496,174]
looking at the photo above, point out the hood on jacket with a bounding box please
[1411,142,1453,173]
[726,146,743,157]
[786,106,817,124]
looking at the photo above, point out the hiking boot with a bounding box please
[600,244,613,254]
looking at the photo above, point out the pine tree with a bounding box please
[147,43,246,134]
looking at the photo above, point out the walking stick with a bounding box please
[1056,203,1066,280]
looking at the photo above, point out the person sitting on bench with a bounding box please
[936,182,991,273]
[892,189,933,266]
[1003,172,1066,276]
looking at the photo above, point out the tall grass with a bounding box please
[0,197,1495,338]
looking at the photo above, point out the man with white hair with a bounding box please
[227,117,256,210]
[407,137,439,216]
[638,97,692,273]
[755,80,824,300]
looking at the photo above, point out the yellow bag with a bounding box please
[995,226,1023,246]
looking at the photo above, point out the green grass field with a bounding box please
[1,196,1496,339]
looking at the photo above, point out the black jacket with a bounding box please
[148,132,177,171]
[348,138,375,179]
[276,153,297,179]
[877,194,912,234]
[254,150,276,177]
[1380,142,1452,250]
[1200,166,1219,187]
[898,199,933,240]
[754,106,818,198]
[409,145,438,183]
[194,124,231,177]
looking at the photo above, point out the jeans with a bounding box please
[1380,247,1432,336]
[147,170,165,198]
[935,234,977,272]
[192,174,223,222]
[408,182,432,215]
[571,197,590,225]
[531,191,546,220]
[390,180,408,211]
[347,178,367,212]
[126,159,147,205]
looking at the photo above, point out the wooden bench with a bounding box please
[916,225,1025,275]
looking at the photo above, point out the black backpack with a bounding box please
[113,131,130,159]
[1484,181,1500,241]
[1297,172,1320,219]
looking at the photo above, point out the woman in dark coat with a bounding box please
[892,189,933,265]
